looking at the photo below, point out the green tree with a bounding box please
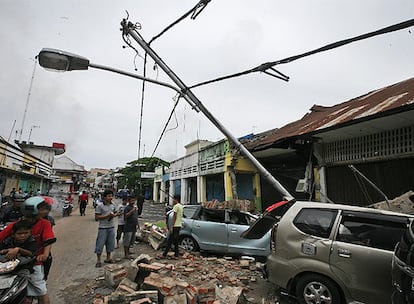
[117,157,169,196]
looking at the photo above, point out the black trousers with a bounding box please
[80,201,87,215]
[163,227,180,257]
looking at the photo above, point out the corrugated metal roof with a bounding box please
[245,77,414,151]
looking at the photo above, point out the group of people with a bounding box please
[93,189,184,265]
[94,189,140,267]
[0,196,56,304]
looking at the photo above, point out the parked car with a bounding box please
[167,205,270,259]
[392,218,414,304]
[243,200,411,304]
[115,189,131,199]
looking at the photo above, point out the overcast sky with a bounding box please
[1,1,413,170]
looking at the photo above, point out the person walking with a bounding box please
[115,197,127,249]
[79,191,88,216]
[94,189,119,267]
[123,195,139,259]
[162,195,183,258]
[136,193,144,217]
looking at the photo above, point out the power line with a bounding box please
[149,0,211,44]
[137,52,148,159]
[150,95,181,158]
[189,18,414,89]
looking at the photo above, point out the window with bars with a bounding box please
[324,126,414,164]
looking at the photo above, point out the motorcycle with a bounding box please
[0,255,34,304]
[62,200,73,217]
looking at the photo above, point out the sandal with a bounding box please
[104,259,114,264]
[95,262,102,268]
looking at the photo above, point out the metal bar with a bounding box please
[122,20,294,200]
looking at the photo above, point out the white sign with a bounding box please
[141,172,155,179]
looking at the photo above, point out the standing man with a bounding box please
[79,191,89,216]
[162,195,183,258]
[94,189,119,267]
[123,195,138,259]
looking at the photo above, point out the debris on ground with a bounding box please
[91,248,269,304]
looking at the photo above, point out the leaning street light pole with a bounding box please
[121,19,293,200]
[38,48,193,104]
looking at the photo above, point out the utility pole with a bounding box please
[121,19,293,200]
[19,57,38,143]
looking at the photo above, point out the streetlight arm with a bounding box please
[88,62,184,95]
[38,48,192,100]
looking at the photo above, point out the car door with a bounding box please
[227,210,270,256]
[330,211,408,304]
[191,208,227,252]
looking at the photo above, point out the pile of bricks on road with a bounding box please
[92,252,265,304]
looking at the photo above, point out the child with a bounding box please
[115,197,127,249]
[0,219,37,271]
[123,196,138,259]
[0,196,56,304]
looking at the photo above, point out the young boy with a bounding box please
[95,189,119,267]
[0,197,56,304]
[115,198,127,249]
[123,195,138,259]
[0,219,37,270]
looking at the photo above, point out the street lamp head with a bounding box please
[38,48,90,71]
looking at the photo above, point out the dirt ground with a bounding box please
[47,202,294,304]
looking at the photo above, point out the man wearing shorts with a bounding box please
[94,189,119,267]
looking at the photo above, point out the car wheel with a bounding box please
[179,236,199,252]
[296,274,341,304]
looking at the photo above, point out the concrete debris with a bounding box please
[91,214,269,303]
[94,250,264,304]
[104,264,128,288]
[201,199,255,212]
[369,190,414,214]
[215,286,246,304]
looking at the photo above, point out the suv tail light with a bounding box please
[271,223,279,252]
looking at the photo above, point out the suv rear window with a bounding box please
[293,208,337,238]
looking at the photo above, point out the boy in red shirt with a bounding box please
[0,196,56,304]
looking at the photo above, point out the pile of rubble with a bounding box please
[369,190,414,214]
[92,252,266,304]
[201,199,255,212]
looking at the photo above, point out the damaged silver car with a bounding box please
[243,200,411,304]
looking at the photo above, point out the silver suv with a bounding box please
[245,201,410,304]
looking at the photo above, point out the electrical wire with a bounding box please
[149,0,212,44]
[352,170,373,204]
[189,18,414,89]
[122,0,210,159]
[137,52,148,159]
[150,95,182,158]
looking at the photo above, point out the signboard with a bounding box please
[141,172,155,179]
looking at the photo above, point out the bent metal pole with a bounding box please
[121,19,293,200]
